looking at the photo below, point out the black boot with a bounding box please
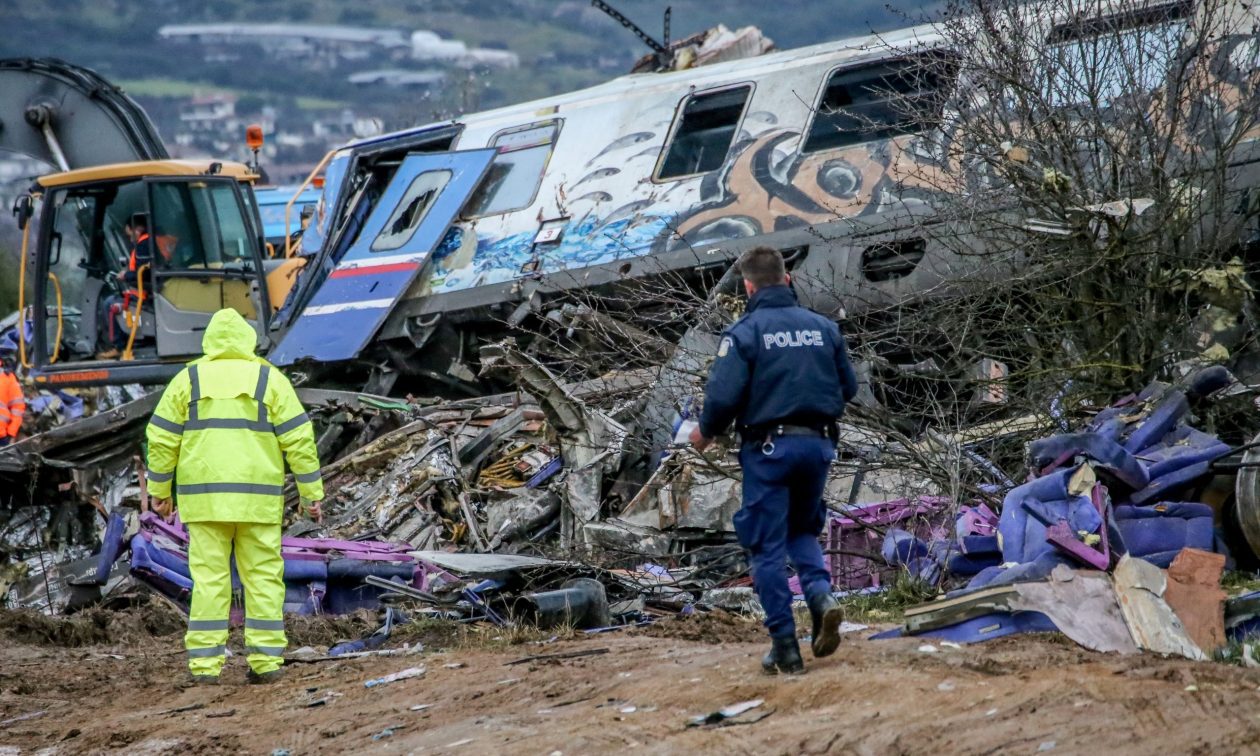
[761,636,805,675]
[808,592,845,658]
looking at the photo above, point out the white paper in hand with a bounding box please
[674,419,699,445]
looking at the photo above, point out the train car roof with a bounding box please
[449,22,945,132]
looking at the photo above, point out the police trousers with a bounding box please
[185,521,288,677]
[735,434,835,639]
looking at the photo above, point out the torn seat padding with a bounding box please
[1113,503,1214,565]
[1027,433,1149,490]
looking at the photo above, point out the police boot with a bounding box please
[761,636,805,675]
[808,592,845,658]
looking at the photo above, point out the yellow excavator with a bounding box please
[2,59,308,388]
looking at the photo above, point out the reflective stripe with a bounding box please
[293,469,322,484]
[274,413,310,435]
[177,483,284,496]
[187,618,230,631]
[188,365,200,420]
[149,415,184,434]
[187,645,226,658]
[245,618,286,631]
[254,366,271,426]
[246,645,286,656]
[147,469,174,483]
[185,418,274,433]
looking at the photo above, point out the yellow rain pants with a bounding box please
[185,521,288,676]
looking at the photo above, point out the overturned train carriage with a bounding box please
[273,0,1260,394]
[270,25,976,392]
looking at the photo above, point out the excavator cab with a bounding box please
[18,160,274,387]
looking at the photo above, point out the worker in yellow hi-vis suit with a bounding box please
[144,308,324,684]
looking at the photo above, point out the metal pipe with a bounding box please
[37,119,69,172]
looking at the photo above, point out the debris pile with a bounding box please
[880,369,1253,658]
[7,314,1260,672]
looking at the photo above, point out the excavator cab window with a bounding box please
[33,179,149,362]
[146,177,269,357]
[30,175,269,369]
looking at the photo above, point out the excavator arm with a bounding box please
[0,58,167,171]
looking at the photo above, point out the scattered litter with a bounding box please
[444,662,467,669]
[986,709,998,716]
[918,645,939,653]
[364,667,426,689]
[620,705,637,714]
[372,725,404,741]
[688,699,769,727]
[505,648,610,666]
[0,711,47,728]
[161,703,204,716]
[446,739,476,747]
[1039,741,1057,752]
[937,680,956,692]
[409,704,433,712]
[1186,685,1199,692]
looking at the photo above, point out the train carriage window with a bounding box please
[464,121,560,218]
[657,85,752,180]
[1044,1,1189,107]
[372,170,453,252]
[803,53,957,153]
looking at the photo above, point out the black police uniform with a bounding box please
[698,284,858,640]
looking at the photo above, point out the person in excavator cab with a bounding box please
[0,351,25,447]
[99,213,169,358]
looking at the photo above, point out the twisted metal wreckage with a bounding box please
[6,320,1260,660]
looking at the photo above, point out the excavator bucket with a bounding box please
[0,58,166,169]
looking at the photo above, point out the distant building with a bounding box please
[179,94,237,132]
[157,23,519,71]
[410,30,520,69]
[158,23,411,68]
[348,69,446,89]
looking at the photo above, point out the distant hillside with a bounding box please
[0,0,926,128]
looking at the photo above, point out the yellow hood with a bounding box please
[200,309,259,361]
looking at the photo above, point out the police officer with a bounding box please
[690,246,858,674]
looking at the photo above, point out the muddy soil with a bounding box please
[2,612,1260,755]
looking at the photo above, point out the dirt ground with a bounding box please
[2,608,1260,755]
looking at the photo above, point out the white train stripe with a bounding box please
[335,253,426,270]
[303,299,397,316]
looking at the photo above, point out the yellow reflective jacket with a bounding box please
[145,309,324,523]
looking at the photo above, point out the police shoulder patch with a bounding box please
[717,337,733,357]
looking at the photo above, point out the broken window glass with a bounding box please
[1044,2,1189,107]
[657,85,752,179]
[804,53,957,154]
[464,121,559,218]
[371,170,452,252]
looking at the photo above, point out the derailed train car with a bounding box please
[268,21,967,391]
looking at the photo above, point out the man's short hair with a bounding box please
[128,212,149,231]
[737,246,787,289]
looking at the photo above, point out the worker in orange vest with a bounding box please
[100,213,164,358]
[0,354,24,446]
